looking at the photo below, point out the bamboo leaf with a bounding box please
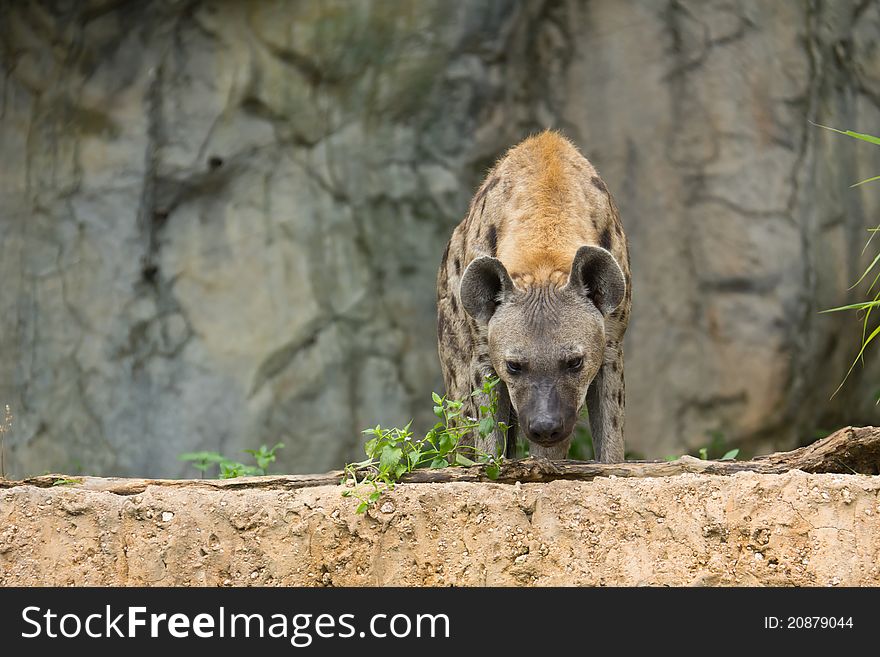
[842,130,880,146]
[848,251,880,289]
[811,121,880,146]
[850,175,880,188]
[860,287,880,364]
[831,323,880,398]
[820,300,880,313]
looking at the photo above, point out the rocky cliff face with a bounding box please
[2,0,879,477]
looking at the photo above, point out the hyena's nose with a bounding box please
[529,416,565,444]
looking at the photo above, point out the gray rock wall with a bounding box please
[1,0,879,477]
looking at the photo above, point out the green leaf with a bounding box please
[851,174,880,188]
[430,457,449,469]
[485,462,500,479]
[664,455,679,462]
[433,405,444,418]
[812,121,880,146]
[861,286,880,365]
[698,447,708,460]
[379,445,403,471]
[368,491,382,503]
[439,432,456,454]
[455,453,477,467]
[849,251,880,290]
[219,462,246,479]
[479,416,495,437]
[720,449,739,461]
[831,322,880,397]
[820,300,880,313]
[51,478,82,487]
[356,502,369,514]
[394,463,408,478]
[348,457,373,471]
[432,392,442,404]
[846,130,880,146]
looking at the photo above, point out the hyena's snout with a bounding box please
[520,385,577,446]
[528,415,566,444]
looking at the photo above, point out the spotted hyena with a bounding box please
[436,131,631,462]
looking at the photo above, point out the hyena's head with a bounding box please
[460,245,625,449]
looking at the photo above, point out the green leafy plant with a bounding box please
[814,122,880,398]
[342,376,508,513]
[178,442,284,479]
[244,443,285,472]
[697,446,739,461]
[51,477,83,487]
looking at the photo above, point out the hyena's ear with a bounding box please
[565,245,626,316]
[460,256,515,325]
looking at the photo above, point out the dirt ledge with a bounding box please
[2,466,879,586]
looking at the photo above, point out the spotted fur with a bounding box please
[436,131,632,462]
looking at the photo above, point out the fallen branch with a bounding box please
[1,426,877,495]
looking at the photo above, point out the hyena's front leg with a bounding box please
[586,345,625,463]
[495,382,519,459]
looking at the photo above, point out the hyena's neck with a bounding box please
[494,206,598,289]
[503,251,574,290]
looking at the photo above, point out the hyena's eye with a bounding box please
[505,361,523,375]
[566,357,584,371]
